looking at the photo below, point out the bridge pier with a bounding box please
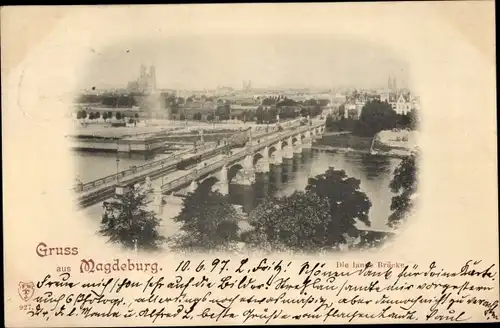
[255,159,270,173]
[256,147,270,173]
[241,155,256,185]
[302,137,312,149]
[301,131,312,149]
[271,149,283,165]
[215,165,229,195]
[283,137,295,159]
[238,171,256,185]
[188,180,198,193]
[283,146,294,159]
[213,181,229,195]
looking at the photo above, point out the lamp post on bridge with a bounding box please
[116,157,120,183]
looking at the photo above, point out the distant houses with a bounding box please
[380,91,419,115]
[339,89,420,120]
[175,100,218,120]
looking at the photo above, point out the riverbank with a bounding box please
[311,145,410,159]
[316,130,416,158]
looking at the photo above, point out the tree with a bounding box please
[318,99,330,107]
[262,98,274,106]
[305,168,372,244]
[242,110,255,122]
[388,153,418,228]
[244,168,372,252]
[338,104,346,118]
[395,110,420,130]
[134,113,139,119]
[94,112,101,119]
[99,185,166,251]
[169,185,240,252]
[115,112,122,120]
[216,104,231,120]
[102,112,108,121]
[88,112,95,120]
[277,98,297,107]
[310,104,322,117]
[355,100,397,137]
[407,109,419,130]
[243,191,332,252]
[255,106,264,124]
[179,113,186,121]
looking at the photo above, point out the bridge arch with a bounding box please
[228,163,244,183]
[292,137,298,145]
[253,153,264,165]
[198,176,219,191]
[281,141,288,149]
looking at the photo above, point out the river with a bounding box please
[72,149,179,182]
[76,148,400,231]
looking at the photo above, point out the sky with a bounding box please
[78,35,410,91]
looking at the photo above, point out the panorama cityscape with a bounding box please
[70,61,419,254]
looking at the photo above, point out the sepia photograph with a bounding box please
[3,3,497,326]
[70,36,420,254]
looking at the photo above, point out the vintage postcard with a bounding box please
[2,2,498,326]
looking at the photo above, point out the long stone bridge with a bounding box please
[144,122,326,213]
[76,121,325,209]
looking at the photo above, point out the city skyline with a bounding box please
[78,36,410,91]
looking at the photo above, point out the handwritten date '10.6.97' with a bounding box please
[21,258,499,324]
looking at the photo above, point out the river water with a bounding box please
[75,148,400,231]
[229,149,400,231]
[72,149,178,182]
